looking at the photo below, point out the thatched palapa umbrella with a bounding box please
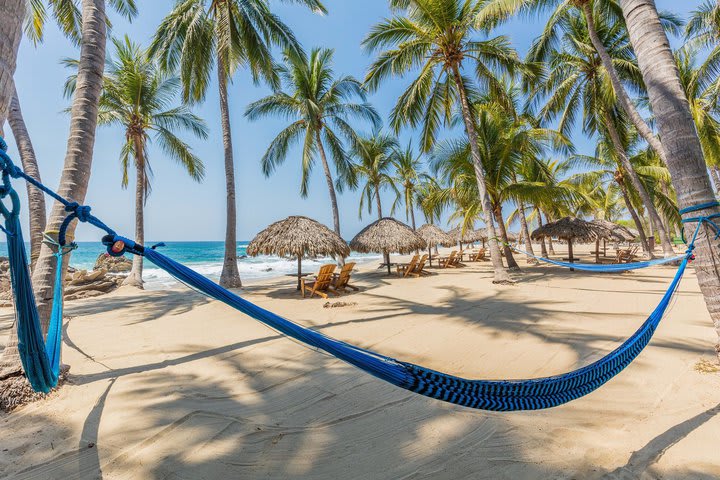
[247,216,350,289]
[531,217,607,270]
[350,217,426,275]
[417,224,454,266]
[449,225,486,251]
[590,219,637,260]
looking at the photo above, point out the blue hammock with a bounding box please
[510,246,685,272]
[0,136,712,410]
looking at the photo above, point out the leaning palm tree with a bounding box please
[85,37,207,287]
[480,0,682,165]
[391,143,430,230]
[1,0,136,395]
[620,0,720,359]
[245,47,380,236]
[0,0,24,128]
[364,0,529,283]
[530,9,675,256]
[150,0,326,288]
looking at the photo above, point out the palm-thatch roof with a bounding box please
[590,219,637,242]
[505,231,519,242]
[247,216,350,258]
[449,226,485,243]
[417,224,454,247]
[531,217,607,243]
[350,217,426,254]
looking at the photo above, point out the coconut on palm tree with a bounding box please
[245,47,380,236]
[79,36,207,287]
[151,0,326,288]
[364,0,531,283]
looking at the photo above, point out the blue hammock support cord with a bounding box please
[509,246,686,272]
[0,135,710,410]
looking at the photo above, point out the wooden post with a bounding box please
[568,238,575,272]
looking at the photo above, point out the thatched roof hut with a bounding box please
[590,219,636,242]
[350,217,426,274]
[417,224,454,247]
[247,216,349,288]
[531,217,609,268]
[449,226,485,243]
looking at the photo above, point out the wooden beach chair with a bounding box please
[396,255,420,277]
[409,254,430,277]
[438,251,457,269]
[301,264,338,298]
[616,245,639,264]
[469,248,486,262]
[332,262,359,293]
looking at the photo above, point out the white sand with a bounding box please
[1,245,719,479]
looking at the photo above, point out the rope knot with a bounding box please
[65,202,92,222]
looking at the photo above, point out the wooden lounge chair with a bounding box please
[469,248,486,262]
[449,253,466,268]
[332,262,359,293]
[396,255,420,277]
[438,251,457,269]
[301,264,338,298]
[409,254,430,277]
[616,245,639,264]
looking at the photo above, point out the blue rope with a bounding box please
[0,135,711,410]
[510,246,686,272]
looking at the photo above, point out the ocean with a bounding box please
[1,241,382,290]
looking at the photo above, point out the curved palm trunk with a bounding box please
[408,191,416,230]
[604,110,675,256]
[217,57,242,288]
[493,204,520,270]
[621,0,720,359]
[0,0,23,130]
[315,130,342,236]
[518,201,537,263]
[123,138,145,288]
[582,1,668,165]
[8,87,46,268]
[451,65,511,283]
[617,178,652,255]
[544,212,557,255]
[711,167,720,194]
[1,0,107,382]
[536,207,548,257]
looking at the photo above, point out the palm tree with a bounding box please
[245,47,380,236]
[480,0,681,165]
[685,0,720,96]
[348,132,400,221]
[0,0,24,128]
[151,0,326,288]
[364,0,529,283]
[392,143,429,230]
[530,9,675,256]
[621,0,720,360]
[89,37,207,287]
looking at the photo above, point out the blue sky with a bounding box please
[6,0,702,241]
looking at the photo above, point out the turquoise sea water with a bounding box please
[1,241,382,290]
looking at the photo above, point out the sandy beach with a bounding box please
[1,245,718,479]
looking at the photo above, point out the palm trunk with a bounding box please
[712,167,720,194]
[536,207,548,257]
[518,201,537,263]
[315,130,342,236]
[217,56,241,288]
[8,87,46,269]
[375,183,390,269]
[618,178,652,255]
[1,0,107,382]
[604,110,675,256]
[621,0,720,359]
[0,0,23,129]
[582,1,668,165]
[544,212,557,255]
[123,138,145,288]
[493,204,520,271]
[408,192,416,230]
[451,65,511,283]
